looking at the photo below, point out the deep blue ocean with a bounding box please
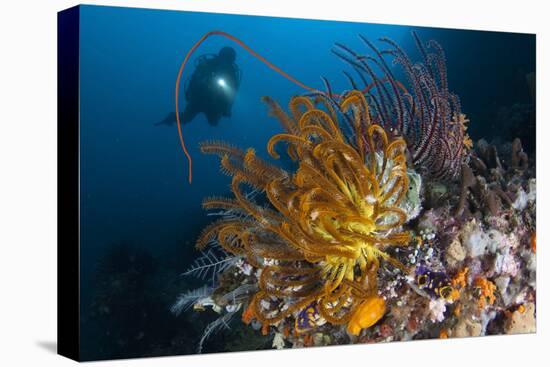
[76,5,535,360]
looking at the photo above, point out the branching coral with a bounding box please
[332,32,470,181]
[197,90,412,333]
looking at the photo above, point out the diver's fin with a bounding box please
[155,111,193,126]
[155,112,177,126]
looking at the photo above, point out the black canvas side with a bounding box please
[57,5,80,362]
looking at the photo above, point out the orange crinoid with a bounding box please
[198,90,411,332]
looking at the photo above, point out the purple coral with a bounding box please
[332,32,468,181]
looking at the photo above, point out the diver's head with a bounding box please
[218,47,236,64]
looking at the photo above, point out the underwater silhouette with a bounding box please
[155,111,180,127]
[158,46,241,127]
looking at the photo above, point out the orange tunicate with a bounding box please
[474,277,496,309]
[451,267,469,289]
[347,296,386,336]
[531,232,536,253]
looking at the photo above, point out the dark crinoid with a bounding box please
[332,31,471,181]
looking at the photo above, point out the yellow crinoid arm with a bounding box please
[197,90,413,331]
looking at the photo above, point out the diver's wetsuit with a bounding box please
[182,48,240,125]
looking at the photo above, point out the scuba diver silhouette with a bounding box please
[157,46,241,126]
[171,31,405,184]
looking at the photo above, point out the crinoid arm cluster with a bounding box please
[332,32,472,181]
[193,90,413,338]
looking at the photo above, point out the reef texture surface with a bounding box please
[173,34,536,353]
